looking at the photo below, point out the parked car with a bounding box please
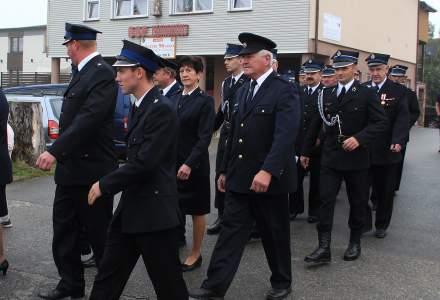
[3,84,131,158]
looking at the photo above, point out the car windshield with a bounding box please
[50,97,63,120]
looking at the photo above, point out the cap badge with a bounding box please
[336,51,341,56]
[371,54,375,59]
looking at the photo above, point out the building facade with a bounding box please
[47,0,426,107]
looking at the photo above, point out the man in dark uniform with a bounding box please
[388,65,420,190]
[154,58,182,97]
[289,59,324,223]
[321,65,337,88]
[0,89,12,228]
[87,40,188,300]
[302,50,388,263]
[190,32,300,300]
[207,43,249,236]
[363,54,410,238]
[36,23,118,299]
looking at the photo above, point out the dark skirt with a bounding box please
[177,171,210,216]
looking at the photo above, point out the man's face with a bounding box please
[368,64,389,84]
[390,75,407,85]
[241,52,270,79]
[299,75,306,86]
[115,67,141,95]
[65,40,79,65]
[335,64,357,85]
[305,71,322,87]
[224,57,242,74]
[154,68,171,88]
[322,75,337,87]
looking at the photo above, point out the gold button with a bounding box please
[240,123,244,127]
[238,154,243,159]
[262,109,265,113]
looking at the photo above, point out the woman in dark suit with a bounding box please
[0,89,12,275]
[172,56,215,272]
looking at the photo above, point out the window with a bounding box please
[173,0,213,14]
[9,37,23,53]
[85,0,100,20]
[114,0,148,18]
[229,0,251,10]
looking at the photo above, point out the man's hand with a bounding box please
[36,151,56,171]
[88,182,102,206]
[342,137,360,151]
[250,170,272,193]
[177,164,192,181]
[390,144,402,153]
[217,174,226,193]
[300,156,310,169]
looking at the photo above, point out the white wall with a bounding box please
[0,36,8,73]
[47,0,310,57]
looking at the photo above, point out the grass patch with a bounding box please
[13,160,54,181]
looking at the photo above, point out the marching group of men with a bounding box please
[32,21,419,300]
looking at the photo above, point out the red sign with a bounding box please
[128,24,189,38]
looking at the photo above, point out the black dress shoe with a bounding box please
[343,243,361,261]
[307,215,319,223]
[207,217,222,235]
[289,213,298,220]
[189,288,224,300]
[0,259,9,276]
[375,228,387,238]
[182,255,202,272]
[304,232,331,264]
[82,255,96,268]
[38,288,84,299]
[266,287,292,300]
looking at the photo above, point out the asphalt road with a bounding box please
[1,127,439,300]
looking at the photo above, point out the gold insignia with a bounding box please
[337,51,341,56]
[371,54,375,59]
[308,59,312,64]
[154,99,159,103]
[243,42,247,48]
[352,87,357,92]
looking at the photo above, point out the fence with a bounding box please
[0,72,70,88]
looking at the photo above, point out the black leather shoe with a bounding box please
[189,288,224,299]
[289,212,298,220]
[182,255,202,272]
[38,288,84,299]
[343,243,361,261]
[82,255,96,268]
[266,287,292,300]
[207,217,222,235]
[304,232,331,264]
[307,215,319,223]
[375,228,387,238]
[0,259,9,276]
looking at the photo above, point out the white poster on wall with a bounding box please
[323,13,342,42]
[143,37,176,59]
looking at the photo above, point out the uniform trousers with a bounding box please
[89,219,188,300]
[0,185,7,218]
[289,156,321,217]
[367,163,399,230]
[52,185,113,293]
[201,191,291,296]
[394,146,407,191]
[317,166,369,242]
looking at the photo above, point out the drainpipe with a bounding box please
[314,0,320,58]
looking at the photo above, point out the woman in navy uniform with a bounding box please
[171,56,215,272]
[87,40,188,300]
[0,89,12,276]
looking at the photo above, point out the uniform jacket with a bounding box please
[171,87,215,176]
[48,55,118,186]
[406,87,420,142]
[0,89,12,185]
[221,71,301,194]
[214,74,250,173]
[304,80,388,171]
[164,81,182,98]
[364,79,410,165]
[100,87,181,234]
[296,83,324,157]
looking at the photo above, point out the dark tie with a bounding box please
[159,89,163,95]
[131,104,137,119]
[246,81,258,104]
[71,64,79,78]
[308,88,313,95]
[338,86,346,102]
[375,85,380,93]
[178,94,189,109]
[231,78,236,87]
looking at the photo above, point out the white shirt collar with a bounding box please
[161,80,177,96]
[232,71,244,83]
[182,86,198,96]
[373,78,387,90]
[135,86,154,108]
[337,79,355,96]
[251,68,273,96]
[307,83,320,94]
[77,51,100,72]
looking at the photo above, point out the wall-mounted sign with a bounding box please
[143,37,176,59]
[323,13,342,42]
[128,24,189,38]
